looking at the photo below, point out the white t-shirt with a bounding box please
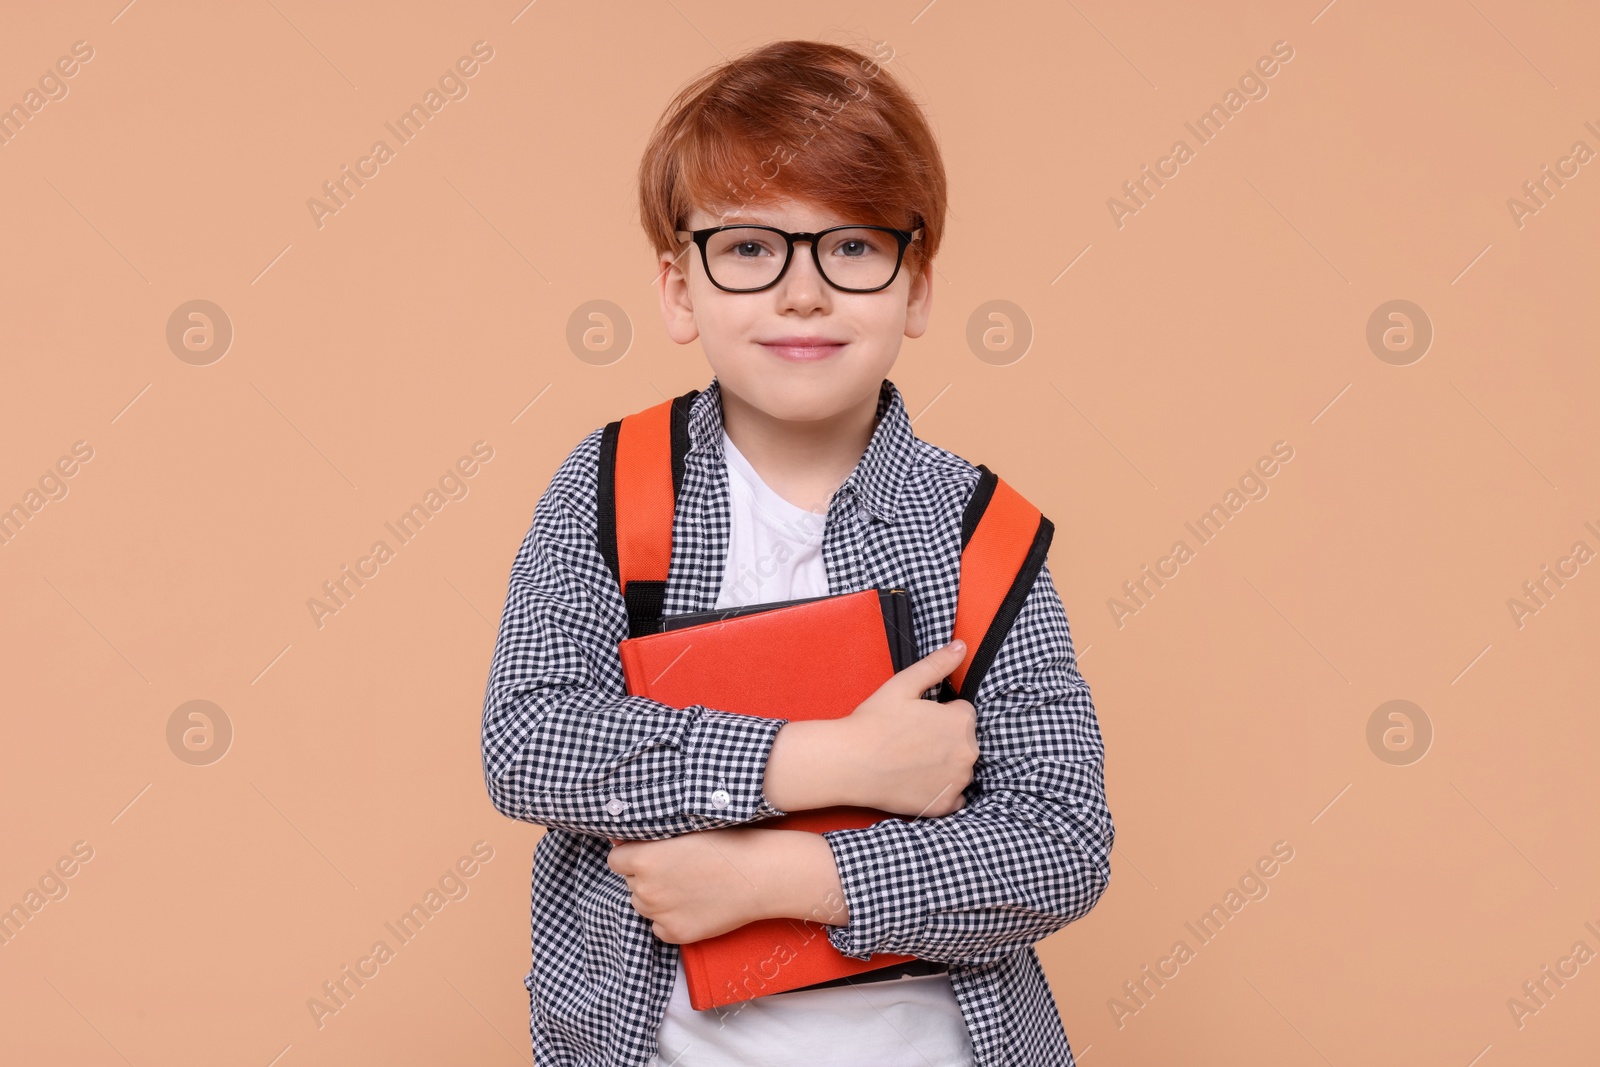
[649,429,975,1067]
[713,427,829,607]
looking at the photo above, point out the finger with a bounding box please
[890,639,966,695]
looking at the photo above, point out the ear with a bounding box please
[657,246,700,345]
[903,258,935,340]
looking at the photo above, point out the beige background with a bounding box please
[2,1,1597,1064]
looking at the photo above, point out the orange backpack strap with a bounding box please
[596,389,698,637]
[938,466,1055,704]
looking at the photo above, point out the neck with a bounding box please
[719,384,881,513]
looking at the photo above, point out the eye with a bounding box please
[824,230,890,259]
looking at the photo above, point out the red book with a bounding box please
[613,587,933,1010]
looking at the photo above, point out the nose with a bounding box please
[774,238,830,308]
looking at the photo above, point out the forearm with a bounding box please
[762,719,860,812]
[482,512,798,840]
[484,685,792,839]
[820,755,1113,967]
[709,765,1110,963]
[741,828,851,928]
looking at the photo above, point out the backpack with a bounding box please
[595,388,1054,704]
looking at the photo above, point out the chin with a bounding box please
[724,372,865,424]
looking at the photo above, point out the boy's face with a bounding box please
[656,196,934,424]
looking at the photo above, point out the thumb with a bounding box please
[893,639,967,694]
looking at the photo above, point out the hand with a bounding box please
[838,639,978,817]
[607,829,850,942]
[607,828,772,944]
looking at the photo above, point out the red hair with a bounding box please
[638,38,946,276]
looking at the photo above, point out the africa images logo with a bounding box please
[1106,40,1296,229]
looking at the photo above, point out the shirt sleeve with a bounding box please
[818,557,1114,967]
[480,451,791,840]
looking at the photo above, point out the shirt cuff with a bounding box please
[819,817,928,960]
[680,708,791,823]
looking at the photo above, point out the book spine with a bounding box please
[682,941,710,1011]
[617,640,644,695]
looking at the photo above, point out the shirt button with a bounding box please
[710,789,732,810]
[604,798,627,816]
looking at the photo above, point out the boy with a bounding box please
[480,38,1113,1067]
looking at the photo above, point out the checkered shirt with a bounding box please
[480,375,1114,1066]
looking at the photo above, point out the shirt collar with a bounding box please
[687,375,914,524]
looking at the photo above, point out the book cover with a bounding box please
[614,587,932,1009]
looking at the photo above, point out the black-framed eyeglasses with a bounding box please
[674,224,923,294]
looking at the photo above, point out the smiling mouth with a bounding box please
[759,341,847,362]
